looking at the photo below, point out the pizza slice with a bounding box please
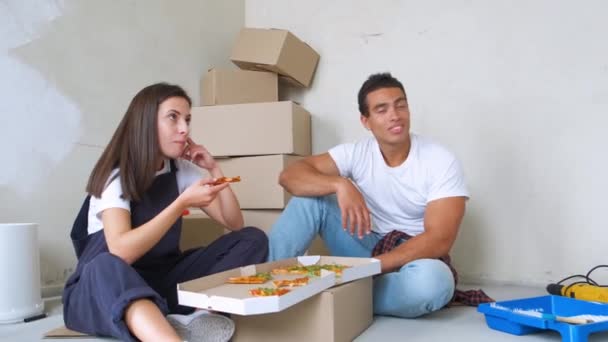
[303,265,322,276]
[271,266,308,275]
[272,277,309,288]
[227,272,272,284]
[320,264,350,276]
[249,287,291,297]
[210,176,241,186]
[271,264,351,277]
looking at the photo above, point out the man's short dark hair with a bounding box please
[358,73,406,117]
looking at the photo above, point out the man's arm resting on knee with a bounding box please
[280,153,373,237]
[376,196,466,273]
[279,153,345,196]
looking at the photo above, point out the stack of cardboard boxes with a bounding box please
[178,29,373,342]
[181,28,328,255]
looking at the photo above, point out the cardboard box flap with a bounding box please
[230,28,319,87]
[231,28,286,65]
[265,27,316,51]
[275,31,320,87]
[178,259,336,315]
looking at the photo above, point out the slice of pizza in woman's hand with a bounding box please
[249,287,291,297]
[210,176,241,186]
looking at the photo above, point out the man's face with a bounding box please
[360,87,410,146]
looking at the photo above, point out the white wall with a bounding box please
[0,0,244,293]
[247,0,608,286]
[2,0,606,293]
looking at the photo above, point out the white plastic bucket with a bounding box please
[0,223,44,323]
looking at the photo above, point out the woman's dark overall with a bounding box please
[63,161,268,341]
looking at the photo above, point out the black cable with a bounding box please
[555,265,608,293]
[585,264,608,288]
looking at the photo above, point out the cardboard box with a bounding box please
[231,28,320,87]
[184,209,281,232]
[180,217,226,251]
[309,234,331,256]
[184,209,331,255]
[232,277,373,342]
[190,101,311,157]
[217,155,301,209]
[177,256,380,315]
[201,69,278,106]
[241,209,282,233]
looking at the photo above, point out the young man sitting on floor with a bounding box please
[268,72,490,318]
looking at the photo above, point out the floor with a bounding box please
[1,284,607,341]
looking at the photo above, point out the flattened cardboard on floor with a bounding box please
[230,28,320,87]
[43,326,91,339]
[232,278,373,342]
[190,101,311,157]
[216,155,301,209]
[201,69,278,106]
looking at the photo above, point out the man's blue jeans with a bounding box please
[268,196,455,318]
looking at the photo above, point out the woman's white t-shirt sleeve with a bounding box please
[97,175,130,213]
[87,171,130,235]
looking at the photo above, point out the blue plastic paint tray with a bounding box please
[478,295,608,342]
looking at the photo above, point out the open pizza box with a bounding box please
[177,255,380,315]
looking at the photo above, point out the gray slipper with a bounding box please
[167,311,235,342]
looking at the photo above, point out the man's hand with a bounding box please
[278,153,371,238]
[335,178,371,238]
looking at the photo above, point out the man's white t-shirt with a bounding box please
[328,133,469,237]
[87,159,206,235]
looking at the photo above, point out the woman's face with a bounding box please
[157,96,191,160]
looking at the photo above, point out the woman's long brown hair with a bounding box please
[86,83,192,202]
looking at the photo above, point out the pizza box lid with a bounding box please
[176,256,380,315]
